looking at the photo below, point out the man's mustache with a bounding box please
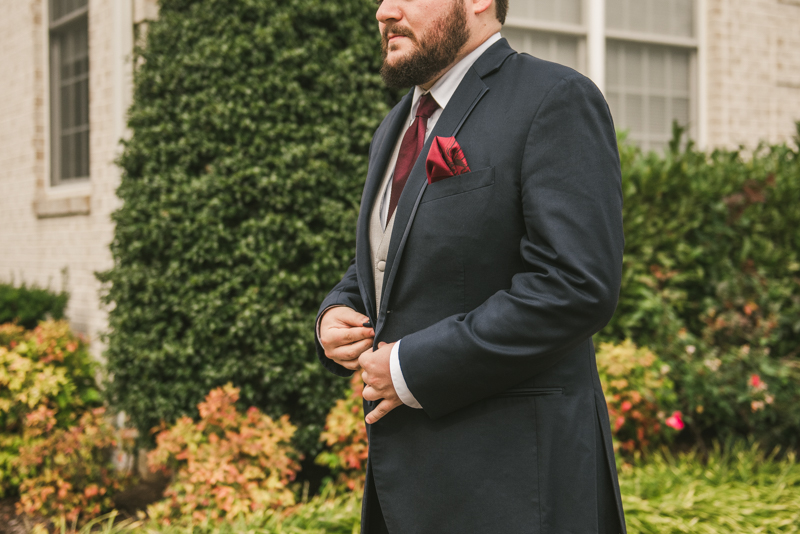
[381,25,417,47]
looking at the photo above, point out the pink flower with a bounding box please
[665,411,684,431]
[614,416,625,432]
[621,400,633,412]
[750,374,762,388]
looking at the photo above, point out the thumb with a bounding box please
[339,307,370,327]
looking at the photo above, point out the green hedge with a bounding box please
[0,283,68,329]
[598,125,800,447]
[97,0,400,454]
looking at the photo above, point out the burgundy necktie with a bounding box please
[387,93,440,220]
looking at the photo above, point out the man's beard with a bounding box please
[380,0,470,89]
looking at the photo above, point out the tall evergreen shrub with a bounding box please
[98,0,398,453]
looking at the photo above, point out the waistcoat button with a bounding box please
[377,260,386,272]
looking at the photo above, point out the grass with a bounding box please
[620,441,800,533]
[55,441,800,533]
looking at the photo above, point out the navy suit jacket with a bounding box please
[316,39,626,534]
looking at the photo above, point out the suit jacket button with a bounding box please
[377,260,386,272]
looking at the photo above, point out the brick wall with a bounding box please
[706,0,800,148]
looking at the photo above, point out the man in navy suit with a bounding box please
[316,0,626,532]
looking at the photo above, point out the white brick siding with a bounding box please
[706,0,800,148]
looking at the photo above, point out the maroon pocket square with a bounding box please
[426,136,471,184]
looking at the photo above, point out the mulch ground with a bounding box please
[0,499,37,534]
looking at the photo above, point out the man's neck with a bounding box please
[420,26,502,91]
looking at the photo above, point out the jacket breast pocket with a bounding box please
[420,166,495,204]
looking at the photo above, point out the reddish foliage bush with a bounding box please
[596,340,681,454]
[14,407,133,525]
[316,373,368,492]
[147,384,301,525]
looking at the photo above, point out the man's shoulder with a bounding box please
[499,47,594,93]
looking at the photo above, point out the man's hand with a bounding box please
[360,342,402,424]
[319,307,375,371]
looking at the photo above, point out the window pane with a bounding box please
[50,13,89,184]
[51,0,88,22]
[606,40,693,151]
[626,95,644,133]
[508,0,583,24]
[605,0,695,38]
[606,0,626,30]
[504,28,583,73]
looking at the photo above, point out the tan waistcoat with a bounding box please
[369,170,396,313]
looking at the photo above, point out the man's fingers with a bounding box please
[328,338,373,362]
[365,398,402,425]
[334,358,362,371]
[339,326,375,344]
[321,326,373,349]
[362,383,379,402]
[335,307,371,328]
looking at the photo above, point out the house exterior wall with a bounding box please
[0,0,155,355]
[706,0,800,148]
[0,0,797,355]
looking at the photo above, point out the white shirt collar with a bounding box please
[411,32,502,114]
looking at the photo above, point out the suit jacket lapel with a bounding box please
[375,68,490,331]
[356,90,414,322]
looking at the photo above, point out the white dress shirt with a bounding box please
[388,33,502,410]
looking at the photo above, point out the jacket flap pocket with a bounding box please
[421,166,495,204]
[493,387,564,399]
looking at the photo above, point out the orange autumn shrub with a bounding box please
[596,340,681,454]
[147,384,300,525]
[1,320,103,499]
[316,373,368,492]
[14,406,133,525]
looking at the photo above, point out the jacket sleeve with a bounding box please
[398,74,625,419]
[314,258,367,377]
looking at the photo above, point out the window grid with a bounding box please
[504,0,698,152]
[606,41,693,151]
[508,0,584,25]
[606,0,695,38]
[49,0,90,185]
[504,27,586,74]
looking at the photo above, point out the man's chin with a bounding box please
[384,47,412,66]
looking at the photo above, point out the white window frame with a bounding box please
[49,0,90,187]
[504,0,705,148]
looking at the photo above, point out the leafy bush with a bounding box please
[599,125,800,446]
[14,407,134,526]
[0,283,69,329]
[596,340,681,454]
[97,0,401,458]
[147,384,300,525]
[0,321,102,498]
[315,374,368,491]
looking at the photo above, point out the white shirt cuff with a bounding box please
[390,340,422,409]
